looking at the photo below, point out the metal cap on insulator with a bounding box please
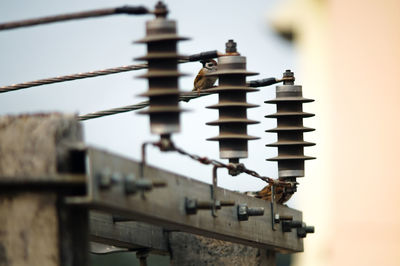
[265,70,315,180]
[206,40,259,162]
[135,1,189,136]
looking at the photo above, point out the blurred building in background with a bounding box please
[270,0,400,265]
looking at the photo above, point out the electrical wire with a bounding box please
[77,91,211,121]
[0,64,147,94]
[76,75,289,121]
[0,51,222,94]
[147,139,295,187]
[0,63,284,94]
[0,6,150,31]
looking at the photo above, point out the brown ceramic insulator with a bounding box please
[135,2,189,136]
[205,40,259,161]
[265,70,315,180]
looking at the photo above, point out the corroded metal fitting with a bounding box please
[282,220,303,232]
[297,223,315,238]
[225,39,237,53]
[136,2,189,135]
[185,198,235,215]
[265,70,315,180]
[153,1,168,18]
[206,40,259,161]
[237,203,264,221]
[124,174,167,194]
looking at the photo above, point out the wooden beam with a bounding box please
[89,212,169,254]
[69,147,303,252]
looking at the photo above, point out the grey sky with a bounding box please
[0,0,297,205]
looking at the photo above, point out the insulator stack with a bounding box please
[265,70,315,181]
[206,40,259,163]
[136,2,188,136]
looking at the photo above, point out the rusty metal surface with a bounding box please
[265,70,315,180]
[135,2,189,136]
[206,40,259,161]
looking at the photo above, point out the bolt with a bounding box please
[124,174,166,195]
[225,39,237,53]
[274,214,293,224]
[274,213,280,224]
[159,134,174,151]
[228,161,244,176]
[297,223,315,238]
[135,179,153,191]
[247,207,264,216]
[96,169,122,189]
[151,180,168,188]
[237,204,264,221]
[154,1,168,18]
[97,168,112,189]
[124,174,137,194]
[219,200,235,207]
[282,69,295,85]
[124,174,153,194]
[282,220,302,232]
[185,198,235,215]
[185,198,198,215]
[111,172,122,184]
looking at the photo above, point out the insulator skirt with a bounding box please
[206,55,259,159]
[265,84,315,179]
[135,17,189,135]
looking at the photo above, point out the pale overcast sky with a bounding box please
[0,0,298,205]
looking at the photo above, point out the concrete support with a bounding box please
[0,113,87,266]
[169,232,275,266]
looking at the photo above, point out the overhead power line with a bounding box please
[0,6,150,31]
[0,51,221,94]
[0,64,147,94]
[78,91,211,121]
[0,66,286,94]
[76,76,292,121]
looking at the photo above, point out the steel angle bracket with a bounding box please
[67,147,304,252]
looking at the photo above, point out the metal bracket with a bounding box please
[270,185,296,231]
[211,166,219,217]
[271,185,278,230]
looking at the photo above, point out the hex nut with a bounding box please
[185,198,197,215]
[237,204,249,221]
[124,174,137,194]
